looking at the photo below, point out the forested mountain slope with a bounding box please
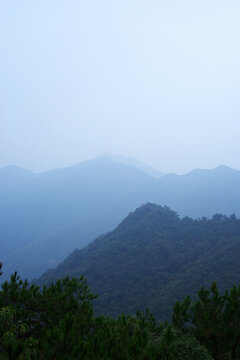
[1,157,240,282]
[38,203,240,320]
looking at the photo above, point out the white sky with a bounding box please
[1,0,240,174]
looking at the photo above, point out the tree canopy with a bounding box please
[0,262,240,359]
[38,204,240,320]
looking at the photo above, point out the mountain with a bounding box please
[96,153,164,178]
[37,203,240,320]
[0,165,34,199]
[0,157,155,280]
[1,158,240,282]
[152,165,240,218]
[3,207,126,279]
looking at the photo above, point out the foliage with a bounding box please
[0,262,219,359]
[38,204,240,320]
[172,282,240,360]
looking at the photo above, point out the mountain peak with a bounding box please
[119,203,179,230]
[213,165,237,172]
[184,164,238,177]
[95,153,164,178]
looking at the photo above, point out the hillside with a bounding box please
[152,165,240,218]
[0,157,155,280]
[0,165,35,203]
[1,158,240,282]
[38,203,240,320]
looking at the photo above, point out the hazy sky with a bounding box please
[1,0,240,174]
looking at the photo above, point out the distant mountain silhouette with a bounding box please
[0,165,34,196]
[152,165,240,217]
[0,157,155,280]
[96,153,164,178]
[37,203,240,320]
[1,157,240,281]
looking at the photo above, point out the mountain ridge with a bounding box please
[37,203,240,320]
[1,156,240,282]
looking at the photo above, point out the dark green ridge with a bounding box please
[37,203,240,321]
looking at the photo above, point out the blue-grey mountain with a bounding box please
[1,156,240,281]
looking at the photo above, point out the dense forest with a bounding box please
[2,168,240,358]
[0,263,240,359]
[38,203,240,320]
